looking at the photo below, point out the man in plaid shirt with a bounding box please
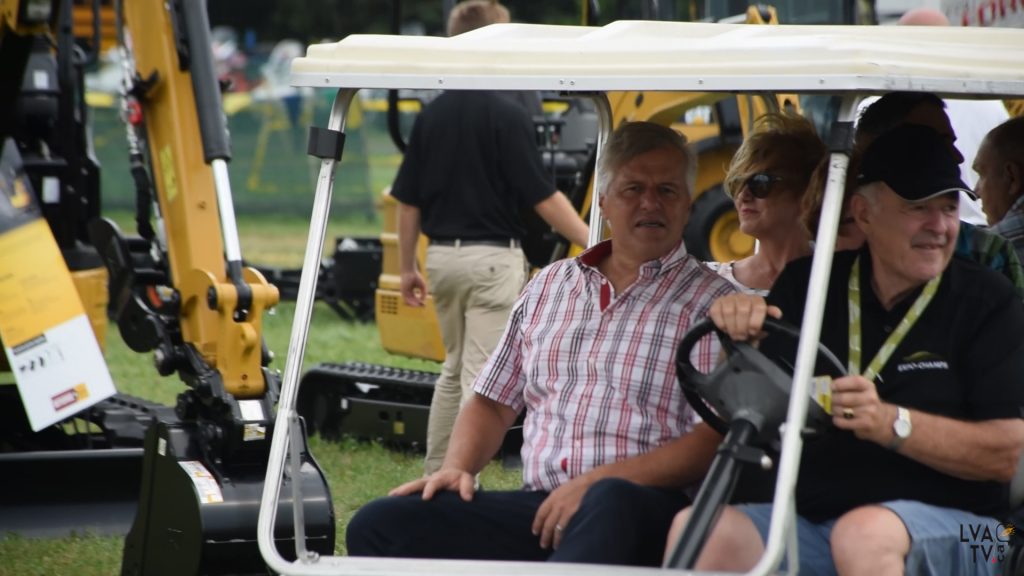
[347,121,735,566]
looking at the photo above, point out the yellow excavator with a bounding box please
[0,0,333,573]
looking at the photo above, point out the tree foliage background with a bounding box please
[207,1,706,45]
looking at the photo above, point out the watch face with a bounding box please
[894,419,912,438]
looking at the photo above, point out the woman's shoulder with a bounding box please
[703,260,733,274]
[702,259,767,296]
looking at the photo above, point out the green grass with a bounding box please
[0,214,521,575]
[0,535,123,576]
[104,209,384,268]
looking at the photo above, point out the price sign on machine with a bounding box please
[0,141,115,431]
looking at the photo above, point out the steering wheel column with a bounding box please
[664,318,843,570]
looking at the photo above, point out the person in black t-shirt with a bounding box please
[393,1,589,475]
[669,124,1024,575]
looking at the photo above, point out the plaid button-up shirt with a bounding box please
[992,196,1024,269]
[475,239,735,492]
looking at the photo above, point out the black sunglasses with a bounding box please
[742,173,785,199]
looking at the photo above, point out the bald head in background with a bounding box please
[885,5,1011,222]
[898,8,950,26]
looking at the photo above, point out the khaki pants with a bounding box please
[422,243,526,475]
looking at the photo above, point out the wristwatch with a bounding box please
[888,406,912,450]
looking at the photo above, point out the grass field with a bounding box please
[0,213,521,575]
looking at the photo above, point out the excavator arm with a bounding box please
[1,0,333,571]
[92,0,277,400]
[85,1,335,573]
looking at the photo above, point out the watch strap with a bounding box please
[887,406,911,451]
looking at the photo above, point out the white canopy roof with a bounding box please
[291,20,1024,97]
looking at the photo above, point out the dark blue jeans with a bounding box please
[346,477,691,566]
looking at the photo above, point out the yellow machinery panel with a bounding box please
[376,193,445,362]
[71,266,109,352]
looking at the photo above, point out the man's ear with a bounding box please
[1007,161,1022,202]
[597,193,610,232]
[849,193,872,228]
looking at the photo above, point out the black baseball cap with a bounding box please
[857,123,975,202]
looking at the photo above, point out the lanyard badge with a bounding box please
[847,256,941,382]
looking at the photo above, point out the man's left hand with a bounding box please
[830,375,894,445]
[531,475,594,550]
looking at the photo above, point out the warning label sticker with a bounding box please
[178,460,224,504]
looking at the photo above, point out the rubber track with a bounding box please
[303,361,439,389]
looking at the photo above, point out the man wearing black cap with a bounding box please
[669,124,1024,575]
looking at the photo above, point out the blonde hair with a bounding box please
[724,112,826,199]
[447,0,510,36]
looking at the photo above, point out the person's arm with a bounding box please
[533,422,722,549]
[389,394,518,501]
[391,288,531,500]
[894,413,1023,481]
[831,375,1024,482]
[397,202,427,306]
[533,191,590,248]
[587,421,721,487]
[444,395,520,475]
[872,284,1024,482]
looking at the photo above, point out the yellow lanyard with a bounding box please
[848,256,941,382]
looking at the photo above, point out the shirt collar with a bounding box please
[578,239,613,267]
[1005,195,1024,219]
[857,244,934,315]
[577,239,690,273]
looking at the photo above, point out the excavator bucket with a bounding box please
[0,391,169,536]
[121,416,335,576]
[0,446,143,536]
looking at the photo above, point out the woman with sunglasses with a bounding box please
[706,112,827,294]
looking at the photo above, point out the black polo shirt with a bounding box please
[760,247,1024,522]
[390,90,555,241]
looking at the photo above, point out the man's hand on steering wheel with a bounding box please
[680,298,845,439]
[708,294,783,342]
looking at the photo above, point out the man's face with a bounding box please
[853,186,958,286]
[905,102,965,165]
[599,146,691,262]
[973,139,1013,225]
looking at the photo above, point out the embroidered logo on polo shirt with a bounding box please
[896,351,949,373]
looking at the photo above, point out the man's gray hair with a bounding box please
[596,121,697,198]
[854,181,884,213]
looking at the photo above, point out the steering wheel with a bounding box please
[675,317,846,444]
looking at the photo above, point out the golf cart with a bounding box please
[258,19,1024,576]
